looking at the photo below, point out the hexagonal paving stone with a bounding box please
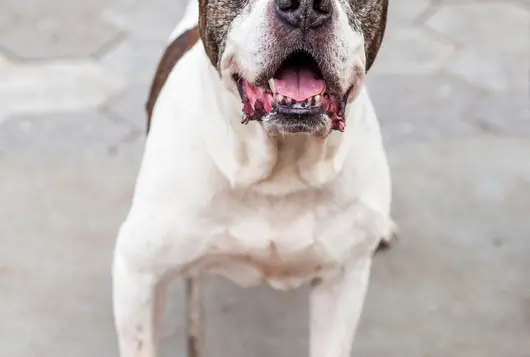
[373,27,454,75]
[104,83,149,132]
[99,35,167,83]
[0,111,138,154]
[0,60,125,115]
[365,73,484,145]
[0,15,122,59]
[444,47,521,93]
[103,0,187,40]
[0,0,121,59]
[426,3,530,53]
[466,91,530,137]
[426,3,530,94]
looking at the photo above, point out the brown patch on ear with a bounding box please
[198,0,219,68]
[146,26,200,134]
[198,0,248,69]
[363,0,388,72]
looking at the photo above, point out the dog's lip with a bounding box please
[235,73,352,131]
[275,103,324,116]
[234,73,350,106]
[235,75,246,100]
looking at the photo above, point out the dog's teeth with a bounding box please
[285,97,292,105]
[321,86,326,95]
[314,95,321,105]
[269,79,275,92]
[277,94,284,103]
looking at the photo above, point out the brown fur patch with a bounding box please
[198,0,249,68]
[348,0,388,72]
[146,26,200,133]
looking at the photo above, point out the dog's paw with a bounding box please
[375,220,398,253]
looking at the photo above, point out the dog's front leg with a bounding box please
[112,232,168,357]
[113,251,165,357]
[310,258,372,357]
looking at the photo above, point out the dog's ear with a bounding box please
[198,0,245,69]
[198,0,219,68]
[362,0,388,72]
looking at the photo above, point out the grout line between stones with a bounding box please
[107,128,144,156]
[90,30,128,60]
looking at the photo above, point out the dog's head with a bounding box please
[198,0,388,136]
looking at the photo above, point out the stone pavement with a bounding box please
[0,0,529,356]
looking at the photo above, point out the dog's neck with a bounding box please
[198,49,363,195]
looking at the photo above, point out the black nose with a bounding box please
[275,0,332,30]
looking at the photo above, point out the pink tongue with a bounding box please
[274,67,325,102]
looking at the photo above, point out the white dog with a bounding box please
[112,0,395,355]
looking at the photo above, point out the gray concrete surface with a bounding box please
[0,0,529,356]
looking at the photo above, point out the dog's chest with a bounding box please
[189,188,374,290]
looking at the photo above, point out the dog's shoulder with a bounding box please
[146,26,200,133]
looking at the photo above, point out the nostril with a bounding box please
[313,0,331,14]
[307,0,332,28]
[275,0,303,27]
[277,0,300,11]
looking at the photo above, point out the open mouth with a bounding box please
[235,51,347,132]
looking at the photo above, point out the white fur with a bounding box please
[112,1,394,356]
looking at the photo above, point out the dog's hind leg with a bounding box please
[375,219,398,253]
[185,277,203,357]
[310,258,372,357]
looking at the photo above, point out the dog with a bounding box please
[112,0,395,355]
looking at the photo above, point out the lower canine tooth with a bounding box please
[314,95,321,105]
[277,94,284,102]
